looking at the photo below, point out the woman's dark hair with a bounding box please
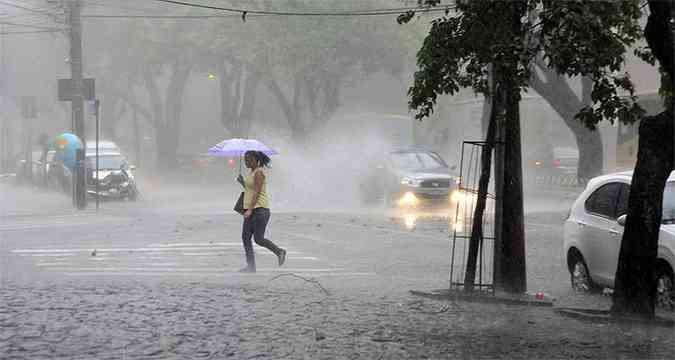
[245,150,271,168]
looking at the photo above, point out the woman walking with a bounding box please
[237,150,286,273]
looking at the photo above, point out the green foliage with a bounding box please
[405,0,645,128]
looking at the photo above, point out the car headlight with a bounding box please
[120,181,129,187]
[401,177,422,187]
[398,192,420,208]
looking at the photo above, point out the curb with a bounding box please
[410,289,555,307]
[554,307,675,327]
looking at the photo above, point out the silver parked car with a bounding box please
[563,171,675,309]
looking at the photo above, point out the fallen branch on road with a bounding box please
[267,273,331,296]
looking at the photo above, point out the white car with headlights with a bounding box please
[563,171,675,308]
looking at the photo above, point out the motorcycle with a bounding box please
[88,164,139,201]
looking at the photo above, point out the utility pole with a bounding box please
[68,0,86,209]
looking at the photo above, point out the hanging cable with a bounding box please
[0,0,56,16]
[153,0,454,16]
[0,20,62,30]
[0,29,60,35]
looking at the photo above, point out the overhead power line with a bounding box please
[82,14,242,19]
[0,29,59,35]
[0,20,61,30]
[153,0,454,16]
[0,0,55,16]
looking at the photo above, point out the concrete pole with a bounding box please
[69,0,86,209]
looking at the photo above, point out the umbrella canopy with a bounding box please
[49,133,83,171]
[208,138,278,157]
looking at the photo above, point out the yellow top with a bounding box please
[243,168,269,209]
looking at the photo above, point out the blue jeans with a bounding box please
[241,208,281,269]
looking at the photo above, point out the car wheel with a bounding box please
[656,264,675,311]
[569,253,594,293]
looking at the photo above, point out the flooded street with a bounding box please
[3,183,675,359]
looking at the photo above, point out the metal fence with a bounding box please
[449,141,496,293]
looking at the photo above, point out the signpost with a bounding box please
[57,78,95,102]
[94,99,100,210]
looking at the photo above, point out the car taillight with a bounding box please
[553,159,561,168]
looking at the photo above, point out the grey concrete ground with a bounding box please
[2,183,675,359]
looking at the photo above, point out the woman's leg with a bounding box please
[241,216,256,271]
[251,209,285,260]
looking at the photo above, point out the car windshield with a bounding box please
[663,182,675,224]
[88,155,127,170]
[390,152,446,171]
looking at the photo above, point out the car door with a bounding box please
[582,182,622,286]
[602,182,630,284]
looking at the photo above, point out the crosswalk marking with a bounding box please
[61,271,377,277]
[10,243,365,278]
[12,247,305,255]
[0,214,125,231]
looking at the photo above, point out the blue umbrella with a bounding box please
[49,133,83,171]
[208,138,278,157]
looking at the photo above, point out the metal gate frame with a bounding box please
[449,141,496,293]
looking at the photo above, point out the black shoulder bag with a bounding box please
[234,192,245,214]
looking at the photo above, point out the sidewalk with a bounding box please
[2,277,675,359]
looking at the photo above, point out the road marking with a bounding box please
[12,247,305,256]
[62,271,377,277]
[20,253,76,257]
[12,246,242,253]
[36,262,69,267]
[147,242,241,247]
[48,267,347,272]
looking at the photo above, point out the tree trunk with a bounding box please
[495,77,527,294]
[611,112,673,318]
[530,67,603,182]
[157,65,190,172]
[609,0,674,319]
[266,76,305,143]
[237,69,260,138]
[493,1,527,294]
[464,89,497,291]
[156,124,179,172]
[144,65,190,172]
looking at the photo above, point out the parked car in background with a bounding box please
[563,171,675,309]
[86,141,139,201]
[360,147,459,208]
[86,140,121,154]
[525,146,579,180]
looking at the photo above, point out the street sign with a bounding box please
[58,78,95,101]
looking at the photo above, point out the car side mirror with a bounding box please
[617,214,627,226]
[450,165,457,171]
